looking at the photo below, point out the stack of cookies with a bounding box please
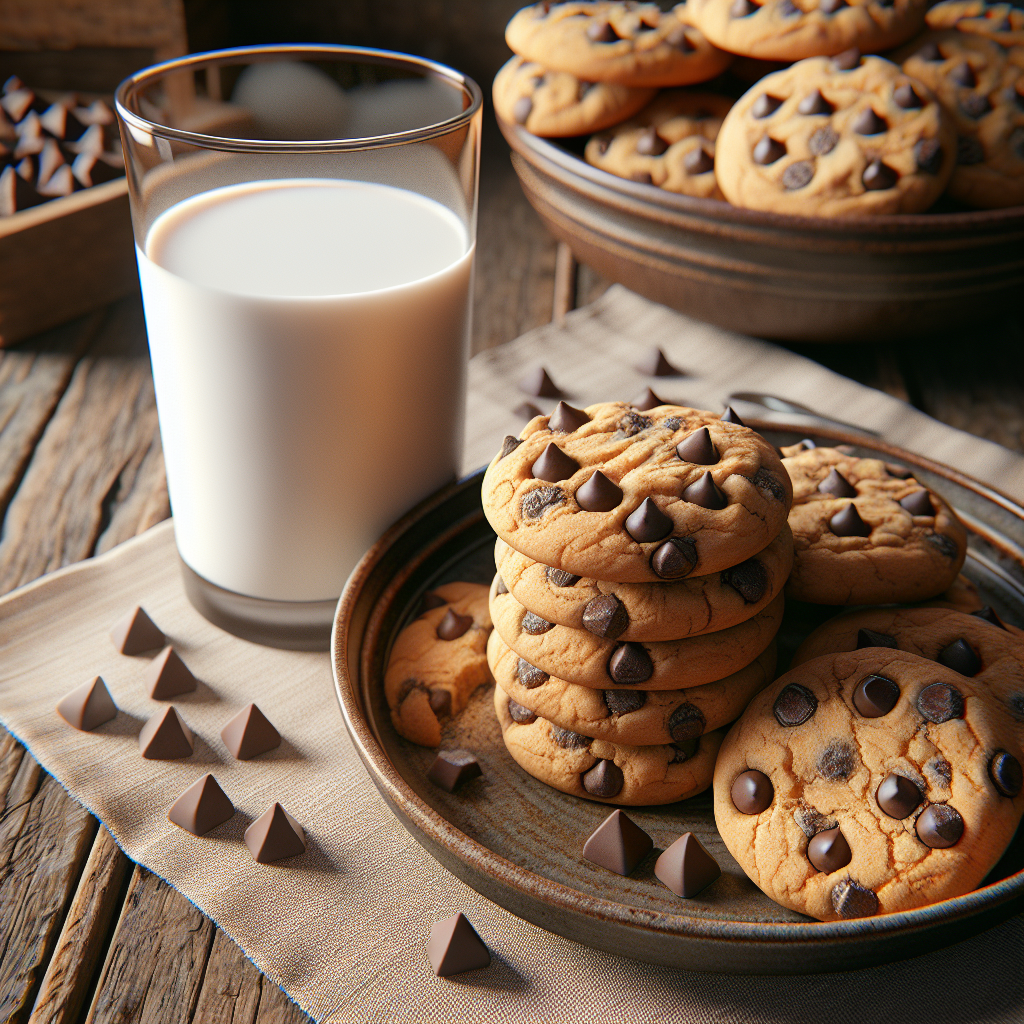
[481,399,795,805]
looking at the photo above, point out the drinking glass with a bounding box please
[115,46,481,650]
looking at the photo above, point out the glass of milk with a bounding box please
[115,47,481,649]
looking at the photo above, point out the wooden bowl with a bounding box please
[498,118,1024,343]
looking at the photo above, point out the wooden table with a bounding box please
[0,115,1021,1024]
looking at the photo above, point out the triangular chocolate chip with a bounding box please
[583,809,653,875]
[221,703,281,759]
[56,676,117,731]
[518,365,561,398]
[110,605,165,655]
[244,802,306,863]
[655,832,721,898]
[635,347,682,377]
[426,912,491,976]
[631,386,665,411]
[144,647,197,699]
[168,773,234,835]
[139,706,193,760]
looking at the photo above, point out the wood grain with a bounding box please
[552,242,577,323]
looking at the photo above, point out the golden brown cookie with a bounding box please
[505,2,733,87]
[496,683,724,804]
[383,583,492,747]
[482,401,792,583]
[715,54,956,215]
[783,447,967,604]
[925,0,1024,48]
[714,649,1024,921]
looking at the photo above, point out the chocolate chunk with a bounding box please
[753,467,786,502]
[684,146,715,174]
[853,108,886,135]
[624,497,673,543]
[427,913,490,977]
[428,749,482,791]
[632,386,666,411]
[145,647,197,700]
[668,703,705,743]
[512,95,532,125]
[752,94,783,119]
[587,19,619,42]
[917,682,964,723]
[989,751,1023,797]
[603,689,646,715]
[607,642,653,685]
[916,42,943,61]
[731,0,757,15]
[521,610,554,635]
[110,605,165,655]
[582,594,629,639]
[651,536,697,579]
[518,365,561,398]
[957,134,985,165]
[720,406,745,426]
[677,427,718,465]
[0,164,43,216]
[244,803,306,863]
[732,769,774,814]
[794,805,836,838]
[38,138,65,184]
[856,628,899,650]
[949,61,976,87]
[808,124,839,156]
[37,163,75,197]
[671,737,699,762]
[818,468,856,498]
[40,102,88,141]
[221,702,281,759]
[723,558,768,603]
[576,470,623,512]
[682,471,727,510]
[582,759,624,797]
[863,159,899,191]
[635,346,681,376]
[829,503,871,537]
[876,773,923,819]
[1007,692,1024,723]
[514,401,543,420]
[499,435,521,460]
[807,826,852,873]
[551,724,591,749]
[139,706,193,760]
[2,88,36,122]
[548,401,589,432]
[916,803,963,848]
[521,486,564,518]
[508,696,537,723]
[655,833,721,898]
[853,674,900,717]
[927,533,960,559]
[914,137,944,174]
[818,740,857,781]
[437,608,474,640]
[782,161,815,192]
[618,410,653,436]
[494,576,509,595]
[517,658,548,689]
[831,879,879,918]
[547,566,581,587]
[662,416,682,430]
[583,809,653,875]
[937,638,981,676]
[753,135,785,164]
[798,90,833,115]
[429,689,452,717]
[56,676,117,731]
[893,84,923,109]
[421,591,448,612]
[636,127,668,157]
[631,170,654,184]
[168,774,234,836]
[532,442,580,482]
[819,0,847,12]
[832,48,861,71]
[774,683,818,726]
[973,606,1007,630]
[926,756,952,787]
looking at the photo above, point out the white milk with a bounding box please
[137,178,472,601]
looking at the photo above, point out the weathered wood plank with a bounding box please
[552,242,577,322]
[574,260,612,311]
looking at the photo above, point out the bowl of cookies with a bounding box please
[493,0,1024,342]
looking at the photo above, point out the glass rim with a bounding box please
[115,43,483,154]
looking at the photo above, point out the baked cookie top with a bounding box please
[713,648,1024,921]
[493,54,657,137]
[505,2,733,88]
[687,0,927,61]
[494,525,792,641]
[584,89,733,196]
[782,447,967,604]
[714,54,956,216]
[926,0,1024,48]
[482,401,793,583]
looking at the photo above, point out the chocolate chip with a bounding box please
[939,638,982,677]
[795,805,836,838]
[856,628,898,650]
[582,758,624,797]
[636,127,668,157]
[618,410,653,436]
[576,470,623,512]
[916,804,963,848]
[512,96,533,125]
[876,773,922,818]
[499,435,521,460]
[753,466,787,502]
[1009,693,1024,723]
[720,406,745,426]
[819,0,846,11]
[631,170,654,184]
[914,138,944,174]
[774,684,818,726]
[960,95,992,123]
[671,737,699,762]
[582,594,629,639]
[586,19,619,42]
[732,769,774,814]
[949,61,976,87]
[684,146,715,174]
[972,606,1007,630]
[832,48,861,71]
[915,41,942,61]
[546,566,580,587]
[662,416,682,430]
[917,682,965,723]
[437,608,473,640]
[607,642,653,685]
[521,611,554,635]
[603,689,646,715]
[751,94,783,118]
[782,160,815,190]
[518,365,561,398]
[427,750,482,792]
[682,471,727,510]
[110,606,165,656]
[421,591,448,614]
[429,688,452,716]
[863,159,899,190]
[625,497,673,543]
[808,125,839,156]
[145,648,197,700]
[926,756,952,787]
[853,108,886,136]
[807,826,852,873]
[830,503,871,537]
[853,674,900,717]
[551,724,591,749]
[583,809,653,875]
[668,703,705,743]
[677,427,718,465]
[531,442,580,482]
[517,658,548,689]
[723,558,768,603]
[731,0,757,15]
[514,400,543,421]
[495,576,509,595]
[818,468,856,497]
[56,677,117,732]
[632,386,666,411]
[831,879,878,918]
[753,135,785,164]
[989,751,1023,797]
[507,697,536,724]
[818,740,857,781]
[893,84,923,109]
[651,536,697,579]
[927,533,960,559]
[547,401,590,433]
[635,346,681,376]
[798,90,833,115]
[957,134,985,165]
[655,832,721,898]
[167,774,234,836]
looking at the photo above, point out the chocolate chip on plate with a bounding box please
[583,809,653,875]
[427,749,483,792]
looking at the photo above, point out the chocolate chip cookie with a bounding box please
[482,401,792,583]
[505,2,733,88]
[714,54,956,215]
[493,54,657,136]
[584,89,733,196]
[714,648,1024,921]
[783,447,967,604]
[491,627,776,744]
[384,583,492,747]
[925,0,1024,48]
[687,0,927,61]
[496,684,724,804]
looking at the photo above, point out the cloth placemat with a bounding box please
[1,287,1022,1024]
